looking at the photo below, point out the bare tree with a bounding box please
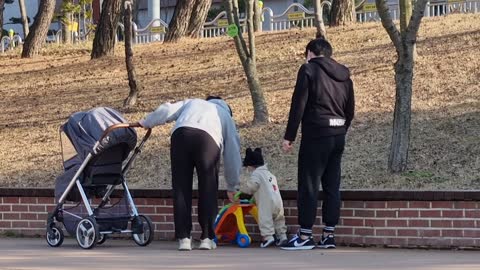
[314,0,327,39]
[91,0,122,59]
[375,0,429,172]
[21,0,56,58]
[330,0,355,26]
[123,0,142,108]
[0,0,5,38]
[18,0,29,38]
[164,0,195,42]
[225,0,269,124]
[186,0,212,38]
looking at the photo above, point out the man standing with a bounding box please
[137,96,242,251]
[281,39,355,250]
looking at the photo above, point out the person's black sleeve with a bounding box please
[284,65,310,141]
[345,79,355,131]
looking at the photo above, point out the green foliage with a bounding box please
[85,9,93,20]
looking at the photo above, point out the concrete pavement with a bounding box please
[0,238,479,270]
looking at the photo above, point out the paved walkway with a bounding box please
[0,238,479,270]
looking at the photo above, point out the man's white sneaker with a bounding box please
[198,238,217,250]
[178,237,192,251]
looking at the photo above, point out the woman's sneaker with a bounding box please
[199,238,217,250]
[260,237,275,248]
[178,237,192,251]
[280,234,316,250]
[318,234,336,249]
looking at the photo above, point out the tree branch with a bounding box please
[375,0,401,51]
[406,0,429,42]
[247,0,256,62]
[225,0,249,62]
[232,0,250,58]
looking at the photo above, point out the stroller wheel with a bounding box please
[46,224,64,247]
[75,217,99,249]
[132,215,154,247]
[97,233,108,245]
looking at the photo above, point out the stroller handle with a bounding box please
[99,123,152,144]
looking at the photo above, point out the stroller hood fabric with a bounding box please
[62,107,137,162]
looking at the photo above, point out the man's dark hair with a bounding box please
[305,38,333,58]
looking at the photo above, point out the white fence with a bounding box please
[356,0,480,22]
[1,35,23,53]
[2,0,479,51]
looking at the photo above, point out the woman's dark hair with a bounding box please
[305,38,333,58]
[206,95,233,116]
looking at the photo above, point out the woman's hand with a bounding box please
[227,191,238,203]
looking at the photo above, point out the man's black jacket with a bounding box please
[284,57,355,141]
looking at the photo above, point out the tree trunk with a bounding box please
[400,0,412,32]
[186,0,211,38]
[164,0,195,42]
[330,0,355,26]
[91,0,122,59]
[0,0,5,38]
[21,0,56,58]
[62,1,73,44]
[314,0,327,39]
[375,0,429,172]
[225,0,269,124]
[245,59,269,123]
[253,0,261,32]
[123,0,142,108]
[388,53,413,172]
[19,0,29,38]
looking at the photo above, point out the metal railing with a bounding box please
[1,35,23,53]
[201,11,247,38]
[356,0,480,22]
[267,2,331,31]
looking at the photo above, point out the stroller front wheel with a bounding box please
[75,217,99,249]
[132,215,154,247]
[97,233,108,245]
[46,224,64,247]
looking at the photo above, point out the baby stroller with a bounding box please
[46,107,153,249]
[214,193,258,248]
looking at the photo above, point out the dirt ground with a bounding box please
[0,14,479,190]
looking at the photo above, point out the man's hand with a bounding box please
[282,140,293,152]
[227,191,238,203]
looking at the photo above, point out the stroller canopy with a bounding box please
[62,107,137,163]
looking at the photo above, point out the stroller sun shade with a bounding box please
[61,107,137,164]
[56,107,137,202]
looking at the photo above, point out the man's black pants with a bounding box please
[298,134,345,231]
[170,127,220,240]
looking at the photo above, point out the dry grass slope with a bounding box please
[0,14,479,190]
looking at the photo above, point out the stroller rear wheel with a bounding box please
[132,215,154,246]
[76,217,99,249]
[46,224,64,247]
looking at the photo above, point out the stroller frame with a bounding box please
[46,123,153,249]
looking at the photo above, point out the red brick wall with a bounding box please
[1,189,480,248]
